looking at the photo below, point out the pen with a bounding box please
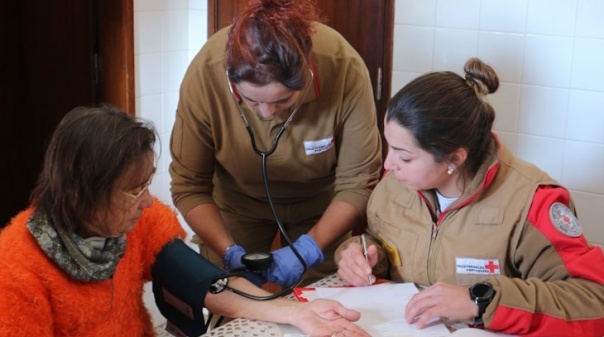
[361,234,372,285]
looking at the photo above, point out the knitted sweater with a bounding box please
[0,198,186,337]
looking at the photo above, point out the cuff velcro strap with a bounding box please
[152,239,225,337]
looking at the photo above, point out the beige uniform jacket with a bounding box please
[338,136,604,336]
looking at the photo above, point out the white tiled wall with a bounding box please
[133,0,207,327]
[134,0,604,327]
[392,0,604,247]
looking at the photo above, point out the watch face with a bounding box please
[471,282,494,301]
[470,282,495,324]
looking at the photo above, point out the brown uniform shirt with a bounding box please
[170,23,382,280]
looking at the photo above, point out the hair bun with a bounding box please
[463,57,499,95]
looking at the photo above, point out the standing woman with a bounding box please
[336,58,604,336]
[170,0,382,287]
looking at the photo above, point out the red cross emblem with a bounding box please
[550,202,582,237]
[561,213,571,226]
[484,260,499,274]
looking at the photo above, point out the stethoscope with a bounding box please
[212,69,315,301]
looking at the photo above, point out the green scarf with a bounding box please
[27,212,126,282]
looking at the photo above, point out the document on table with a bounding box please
[451,328,512,336]
[285,283,451,337]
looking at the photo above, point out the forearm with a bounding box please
[185,203,233,258]
[204,277,298,322]
[487,277,604,336]
[308,200,362,250]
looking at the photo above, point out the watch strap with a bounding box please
[469,282,495,327]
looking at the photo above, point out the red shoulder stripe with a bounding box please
[527,186,604,283]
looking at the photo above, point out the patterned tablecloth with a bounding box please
[200,274,347,337]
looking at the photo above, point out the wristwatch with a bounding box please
[469,282,495,326]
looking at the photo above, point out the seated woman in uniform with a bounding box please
[336,58,604,337]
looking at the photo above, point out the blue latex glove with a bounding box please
[266,234,324,287]
[223,244,267,287]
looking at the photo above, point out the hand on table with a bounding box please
[405,281,478,328]
[336,241,378,286]
[294,298,370,337]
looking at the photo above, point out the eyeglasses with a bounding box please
[122,171,155,201]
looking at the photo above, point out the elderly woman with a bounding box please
[0,105,369,337]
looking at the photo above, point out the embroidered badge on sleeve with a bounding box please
[549,202,582,237]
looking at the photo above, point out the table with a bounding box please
[197,274,507,337]
[200,274,347,337]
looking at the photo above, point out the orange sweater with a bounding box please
[0,199,186,336]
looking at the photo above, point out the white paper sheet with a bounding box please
[450,328,512,337]
[312,283,451,337]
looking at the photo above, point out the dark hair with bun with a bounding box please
[386,57,499,178]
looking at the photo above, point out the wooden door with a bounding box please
[208,0,393,156]
[0,0,134,227]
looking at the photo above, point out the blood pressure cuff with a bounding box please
[152,239,224,337]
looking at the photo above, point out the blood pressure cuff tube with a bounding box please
[152,239,224,337]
